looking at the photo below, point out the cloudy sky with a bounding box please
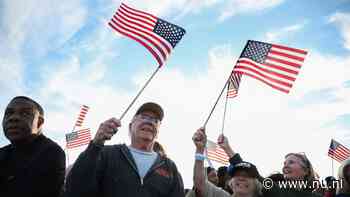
[1,0,350,187]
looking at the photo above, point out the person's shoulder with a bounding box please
[0,144,12,153]
[40,135,65,155]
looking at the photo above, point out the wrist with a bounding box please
[196,148,205,154]
[195,153,206,161]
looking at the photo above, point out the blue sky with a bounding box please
[1,0,350,187]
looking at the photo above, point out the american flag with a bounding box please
[206,139,229,165]
[66,128,92,149]
[108,3,186,67]
[232,40,307,94]
[328,139,350,163]
[227,71,242,98]
[74,105,89,127]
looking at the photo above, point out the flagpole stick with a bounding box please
[65,147,70,166]
[203,77,230,128]
[119,66,161,121]
[221,94,229,135]
[331,158,334,177]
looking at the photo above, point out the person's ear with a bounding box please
[37,115,44,129]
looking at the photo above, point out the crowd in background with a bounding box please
[1,96,349,197]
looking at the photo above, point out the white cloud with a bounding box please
[0,0,88,58]
[218,0,284,22]
[264,22,307,42]
[329,12,350,50]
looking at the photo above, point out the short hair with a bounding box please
[10,96,44,116]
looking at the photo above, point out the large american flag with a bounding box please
[74,105,89,127]
[66,128,92,149]
[206,140,229,165]
[328,139,350,163]
[231,40,307,94]
[108,3,186,67]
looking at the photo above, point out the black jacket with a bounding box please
[65,142,185,197]
[0,134,66,197]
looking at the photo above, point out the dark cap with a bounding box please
[227,161,259,178]
[135,102,164,121]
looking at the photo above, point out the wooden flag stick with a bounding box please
[119,66,161,121]
[221,94,229,135]
[203,77,230,128]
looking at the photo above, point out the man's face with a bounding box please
[2,99,43,143]
[130,111,160,144]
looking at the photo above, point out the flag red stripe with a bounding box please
[115,12,171,53]
[234,65,293,88]
[329,149,348,161]
[207,150,229,159]
[272,44,308,55]
[266,56,302,68]
[117,8,154,30]
[121,3,157,22]
[328,151,346,162]
[238,60,296,81]
[264,62,299,75]
[269,50,305,62]
[113,16,167,60]
[235,71,290,93]
[207,153,229,161]
[108,21,162,65]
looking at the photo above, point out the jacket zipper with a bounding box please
[141,160,166,186]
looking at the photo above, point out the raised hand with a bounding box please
[93,118,121,145]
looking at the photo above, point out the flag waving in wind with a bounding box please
[74,105,89,128]
[328,139,350,163]
[231,40,307,94]
[206,139,229,165]
[66,128,92,149]
[108,3,186,67]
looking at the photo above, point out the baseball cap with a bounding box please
[227,161,260,178]
[135,102,164,121]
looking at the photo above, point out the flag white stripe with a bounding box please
[120,3,157,22]
[110,18,166,64]
[270,47,307,59]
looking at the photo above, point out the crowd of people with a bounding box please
[0,96,349,197]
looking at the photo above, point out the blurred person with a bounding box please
[218,166,233,194]
[336,158,350,197]
[207,166,219,186]
[0,96,65,197]
[65,102,184,197]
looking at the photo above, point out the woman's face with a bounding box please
[229,171,256,195]
[283,155,307,180]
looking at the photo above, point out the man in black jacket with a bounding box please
[65,102,185,197]
[0,96,66,197]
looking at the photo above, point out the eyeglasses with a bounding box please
[136,114,160,124]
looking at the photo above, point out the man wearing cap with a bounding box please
[0,96,66,197]
[65,102,185,197]
[191,127,262,197]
